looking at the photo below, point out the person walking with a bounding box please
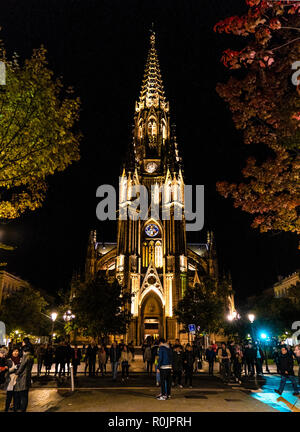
[4,347,21,411]
[205,345,216,376]
[36,344,45,377]
[110,342,121,381]
[183,344,194,388]
[217,343,231,383]
[71,345,82,377]
[97,345,107,377]
[143,343,153,375]
[232,345,243,384]
[120,345,132,382]
[44,344,54,376]
[14,346,34,412]
[172,345,183,388]
[65,342,73,377]
[156,338,172,400]
[275,346,299,396]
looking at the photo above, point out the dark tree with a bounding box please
[71,273,132,341]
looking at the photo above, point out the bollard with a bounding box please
[70,364,74,392]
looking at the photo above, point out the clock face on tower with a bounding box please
[145,161,158,173]
[145,223,159,237]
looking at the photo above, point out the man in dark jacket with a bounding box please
[205,345,216,376]
[110,342,121,381]
[55,341,67,377]
[86,342,98,377]
[0,347,9,388]
[14,346,34,412]
[244,343,256,377]
[157,338,173,400]
[275,346,299,396]
[294,345,300,385]
[172,345,183,388]
[254,342,264,376]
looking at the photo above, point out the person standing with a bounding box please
[143,343,153,375]
[120,345,132,382]
[275,346,299,396]
[44,344,53,376]
[156,338,172,400]
[205,345,216,376]
[110,342,121,381]
[87,342,98,377]
[192,341,200,373]
[4,347,21,411]
[183,344,194,388]
[55,341,67,377]
[294,345,300,385]
[71,344,82,377]
[217,343,231,383]
[172,345,183,388]
[14,346,34,412]
[97,345,107,377]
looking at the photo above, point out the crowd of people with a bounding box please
[0,336,299,409]
[0,338,34,412]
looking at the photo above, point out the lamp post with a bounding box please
[50,312,57,341]
[260,332,271,374]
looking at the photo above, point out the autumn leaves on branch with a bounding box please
[0,43,81,220]
[214,0,300,240]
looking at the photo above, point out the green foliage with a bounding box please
[0,44,81,219]
[0,285,51,335]
[174,276,230,335]
[71,273,132,340]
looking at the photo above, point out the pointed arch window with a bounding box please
[155,241,163,268]
[148,118,157,138]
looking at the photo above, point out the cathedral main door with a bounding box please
[140,292,163,343]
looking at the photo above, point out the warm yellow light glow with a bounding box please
[51,312,58,322]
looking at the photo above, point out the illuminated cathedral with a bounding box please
[85,32,232,344]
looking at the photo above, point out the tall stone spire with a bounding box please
[135,31,169,114]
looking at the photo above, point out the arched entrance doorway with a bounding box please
[140,292,164,343]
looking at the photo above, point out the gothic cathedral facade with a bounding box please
[85,33,222,345]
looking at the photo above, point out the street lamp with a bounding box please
[248,314,255,341]
[259,331,271,373]
[51,312,57,340]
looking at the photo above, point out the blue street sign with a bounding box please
[188,324,196,333]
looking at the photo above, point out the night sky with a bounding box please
[0,0,298,304]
